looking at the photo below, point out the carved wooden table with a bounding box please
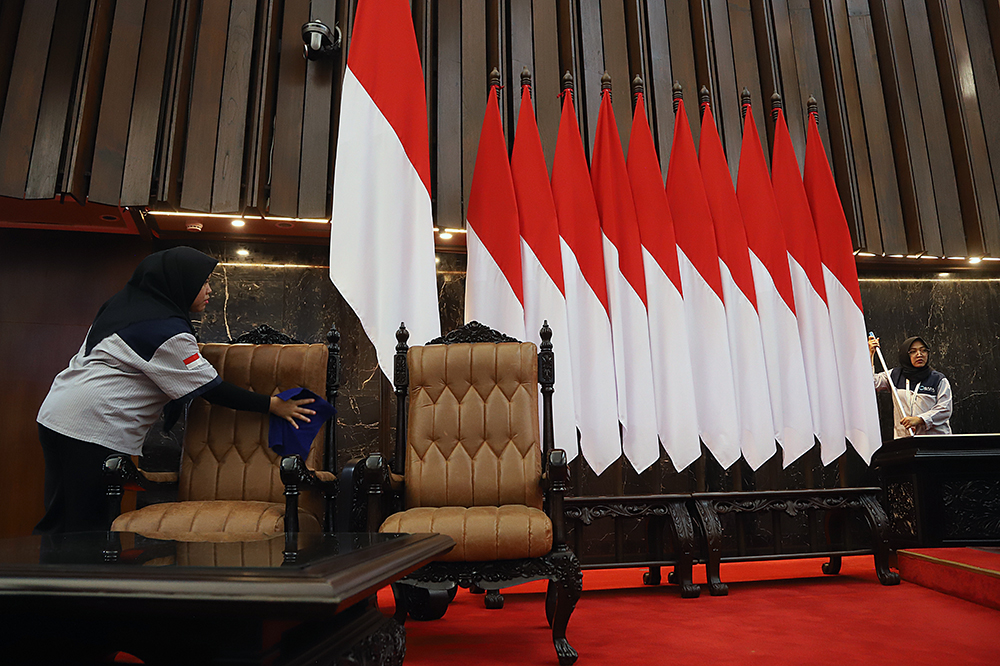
[0,530,453,665]
[873,433,1000,548]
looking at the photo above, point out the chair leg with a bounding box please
[391,583,409,625]
[483,588,504,609]
[545,579,557,628]
[549,551,582,666]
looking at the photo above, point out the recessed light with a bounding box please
[275,221,294,229]
[236,249,250,257]
[100,214,118,222]
[969,257,982,264]
[231,219,245,227]
[439,232,453,240]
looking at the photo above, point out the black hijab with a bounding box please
[896,336,933,384]
[85,247,218,355]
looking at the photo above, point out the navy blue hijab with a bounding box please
[85,247,217,355]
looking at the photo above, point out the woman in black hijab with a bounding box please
[869,335,953,439]
[34,247,315,534]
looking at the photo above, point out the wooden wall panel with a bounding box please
[435,0,462,229]
[532,1,560,172]
[180,0,230,212]
[269,0,309,217]
[902,0,965,257]
[120,0,175,207]
[0,0,25,121]
[24,0,90,200]
[576,2,604,154]
[461,0,486,217]
[599,0,631,154]
[728,0,770,170]
[246,0,281,210]
[871,0,941,255]
[642,0,674,176]
[158,0,199,207]
[297,0,336,218]
[89,0,145,206]
[664,0,700,146]
[0,0,57,198]
[510,0,534,134]
[847,0,906,254]
[211,0,257,214]
[927,0,991,255]
[786,0,832,161]
[961,0,1000,255]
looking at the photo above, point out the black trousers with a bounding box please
[33,424,117,535]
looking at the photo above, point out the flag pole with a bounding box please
[869,332,915,437]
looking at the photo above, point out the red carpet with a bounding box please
[899,547,1000,611]
[381,556,1000,665]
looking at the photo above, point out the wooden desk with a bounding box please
[0,531,454,665]
[872,433,1000,548]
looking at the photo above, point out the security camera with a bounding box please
[302,20,341,60]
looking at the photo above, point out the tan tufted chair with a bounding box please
[365,321,581,666]
[107,337,336,541]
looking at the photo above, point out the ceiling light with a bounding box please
[438,232,453,240]
[919,255,939,260]
[969,257,982,264]
[231,219,245,227]
[856,252,876,257]
[236,249,250,257]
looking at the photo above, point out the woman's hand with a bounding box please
[269,395,316,429]
[868,336,879,357]
[900,415,923,429]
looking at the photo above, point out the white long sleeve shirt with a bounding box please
[874,369,953,439]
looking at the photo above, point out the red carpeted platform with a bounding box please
[383,556,1000,665]
[898,547,1000,611]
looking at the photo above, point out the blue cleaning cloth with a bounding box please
[268,388,336,458]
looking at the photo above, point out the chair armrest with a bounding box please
[544,448,570,550]
[103,454,178,492]
[360,453,406,533]
[279,455,338,493]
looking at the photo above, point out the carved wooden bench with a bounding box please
[689,487,900,595]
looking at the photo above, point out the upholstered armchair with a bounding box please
[363,321,581,665]
[104,325,343,540]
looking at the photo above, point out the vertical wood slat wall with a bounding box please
[2,0,1000,257]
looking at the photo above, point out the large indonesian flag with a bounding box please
[551,89,622,475]
[465,85,525,338]
[627,92,700,472]
[803,110,881,463]
[772,108,847,465]
[511,81,578,460]
[591,86,659,473]
[736,104,815,467]
[666,98,741,469]
[699,103,776,470]
[329,0,440,377]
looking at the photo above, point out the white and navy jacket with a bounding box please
[874,368,953,439]
[37,317,220,455]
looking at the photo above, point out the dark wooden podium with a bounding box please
[872,434,1000,548]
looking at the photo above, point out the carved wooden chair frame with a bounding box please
[361,320,582,665]
[104,323,358,535]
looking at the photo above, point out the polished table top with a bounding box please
[0,531,454,615]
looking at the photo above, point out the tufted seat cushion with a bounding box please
[380,505,552,561]
[112,500,321,540]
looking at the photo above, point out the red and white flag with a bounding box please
[511,81,578,460]
[465,85,525,338]
[591,86,659,473]
[627,92,700,471]
[772,108,847,465]
[736,103,814,466]
[329,0,440,377]
[551,88,621,475]
[666,98,741,469]
[698,102,776,470]
[803,110,881,463]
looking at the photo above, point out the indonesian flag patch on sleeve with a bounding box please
[183,353,201,366]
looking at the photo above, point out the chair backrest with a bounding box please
[404,341,543,510]
[178,343,328,503]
